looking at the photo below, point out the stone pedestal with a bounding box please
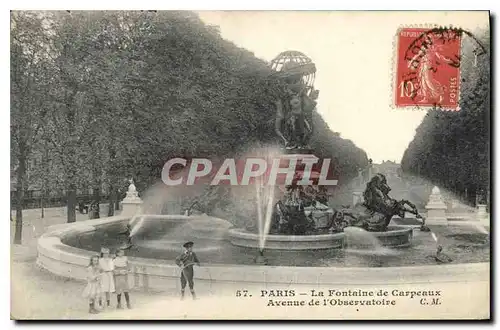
[425,186,447,225]
[476,204,489,227]
[121,180,143,216]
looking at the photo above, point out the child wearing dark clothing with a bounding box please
[175,241,200,300]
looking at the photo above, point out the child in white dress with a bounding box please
[82,255,102,314]
[98,247,115,307]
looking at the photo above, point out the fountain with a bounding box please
[36,174,489,290]
[228,51,346,250]
[34,49,489,294]
[229,51,423,251]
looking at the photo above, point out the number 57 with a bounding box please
[236,290,249,297]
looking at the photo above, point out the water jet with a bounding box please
[254,250,268,265]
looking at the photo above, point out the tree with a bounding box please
[401,29,490,205]
[11,12,53,243]
[43,12,115,222]
[13,11,369,227]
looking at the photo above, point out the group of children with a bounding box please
[82,247,132,314]
[83,241,201,314]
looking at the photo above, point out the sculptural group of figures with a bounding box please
[270,173,426,235]
[268,52,425,235]
[271,56,318,150]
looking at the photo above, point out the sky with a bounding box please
[197,11,489,163]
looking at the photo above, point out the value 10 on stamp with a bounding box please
[395,27,461,110]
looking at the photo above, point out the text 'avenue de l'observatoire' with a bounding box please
[259,289,442,307]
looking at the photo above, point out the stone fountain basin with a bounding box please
[228,225,413,250]
[368,226,414,248]
[36,215,489,294]
[228,228,345,250]
[186,215,233,238]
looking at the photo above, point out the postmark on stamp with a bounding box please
[395,27,462,110]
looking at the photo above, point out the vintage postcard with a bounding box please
[11,10,490,320]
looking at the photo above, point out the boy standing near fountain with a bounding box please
[175,241,200,300]
[113,248,132,309]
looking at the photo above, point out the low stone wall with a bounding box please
[37,216,490,292]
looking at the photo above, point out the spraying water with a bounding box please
[261,184,275,251]
[343,227,398,256]
[129,215,145,237]
[244,145,282,252]
[124,181,195,239]
[255,176,276,251]
[255,177,264,250]
[465,222,489,235]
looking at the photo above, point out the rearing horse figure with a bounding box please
[333,174,428,232]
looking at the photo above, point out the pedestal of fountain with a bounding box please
[228,228,345,250]
[122,180,143,216]
[344,226,413,249]
[425,186,448,226]
[228,225,413,250]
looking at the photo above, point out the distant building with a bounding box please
[373,160,400,179]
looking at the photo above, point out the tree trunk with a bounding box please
[67,186,77,223]
[14,191,24,245]
[115,185,121,211]
[92,184,101,219]
[40,192,44,218]
[108,184,115,217]
[41,144,48,219]
[65,88,78,223]
[13,153,26,245]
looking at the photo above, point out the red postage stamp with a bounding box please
[395,27,462,110]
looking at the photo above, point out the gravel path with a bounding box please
[10,206,175,320]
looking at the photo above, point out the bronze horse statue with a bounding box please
[331,174,428,232]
